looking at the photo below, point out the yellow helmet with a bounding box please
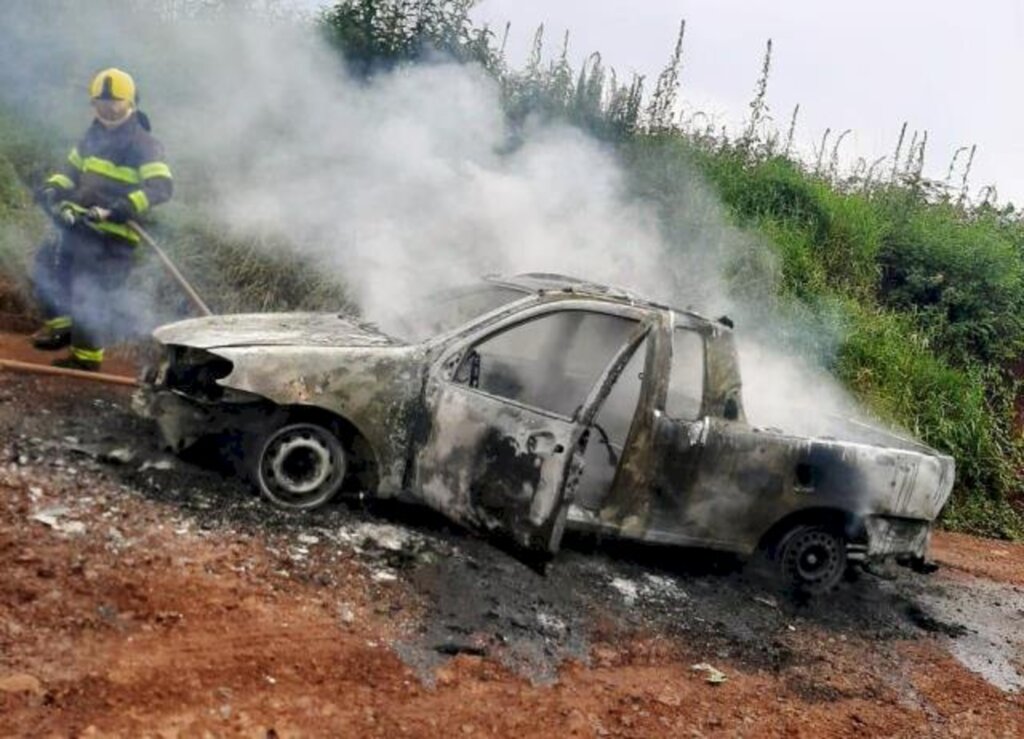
[89,68,136,104]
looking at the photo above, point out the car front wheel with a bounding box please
[252,422,347,510]
[776,524,847,594]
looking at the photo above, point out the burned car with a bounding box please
[135,273,955,591]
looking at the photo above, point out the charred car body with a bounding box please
[135,274,955,591]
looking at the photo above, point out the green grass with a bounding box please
[0,112,51,313]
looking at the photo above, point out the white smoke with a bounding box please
[0,0,885,437]
[157,25,675,327]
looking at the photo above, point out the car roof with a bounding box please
[484,272,728,330]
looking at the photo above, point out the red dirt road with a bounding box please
[932,531,1024,586]
[0,372,1022,737]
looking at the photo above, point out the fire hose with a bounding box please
[125,219,212,317]
[0,358,137,386]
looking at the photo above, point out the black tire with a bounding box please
[776,524,847,594]
[250,422,347,511]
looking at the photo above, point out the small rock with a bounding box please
[31,507,86,535]
[59,520,86,535]
[339,522,414,553]
[690,662,728,685]
[0,673,43,695]
[609,577,640,606]
[101,447,135,465]
[139,458,174,472]
[536,612,568,638]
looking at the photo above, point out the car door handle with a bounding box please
[527,432,564,455]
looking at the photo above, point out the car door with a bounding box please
[595,320,717,542]
[414,304,649,555]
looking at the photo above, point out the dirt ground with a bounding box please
[1,333,1022,737]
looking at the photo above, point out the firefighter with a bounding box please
[31,67,173,371]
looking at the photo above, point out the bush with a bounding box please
[877,199,1024,366]
[320,0,497,76]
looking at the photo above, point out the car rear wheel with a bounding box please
[252,422,347,510]
[776,524,847,594]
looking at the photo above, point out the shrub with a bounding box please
[877,199,1024,366]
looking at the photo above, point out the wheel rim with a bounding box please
[260,425,344,504]
[784,528,843,588]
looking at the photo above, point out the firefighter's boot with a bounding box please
[52,354,101,373]
[31,317,72,351]
[53,345,103,372]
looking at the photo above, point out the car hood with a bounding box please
[152,313,402,350]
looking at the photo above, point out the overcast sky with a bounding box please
[303,0,1024,205]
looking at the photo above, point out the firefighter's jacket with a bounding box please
[45,113,173,245]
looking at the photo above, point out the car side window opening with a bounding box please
[592,336,648,446]
[454,310,639,418]
[666,328,705,420]
[574,336,649,511]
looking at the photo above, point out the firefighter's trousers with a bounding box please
[31,226,136,362]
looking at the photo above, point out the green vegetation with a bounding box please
[0,112,50,313]
[0,0,1021,537]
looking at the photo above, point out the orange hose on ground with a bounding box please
[0,358,138,387]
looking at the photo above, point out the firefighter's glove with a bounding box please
[57,206,78,228]
[34,186,58,210]
[86,206,112,223]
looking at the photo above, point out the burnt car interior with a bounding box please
[445,307,707,517]
[452,309,637,416]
